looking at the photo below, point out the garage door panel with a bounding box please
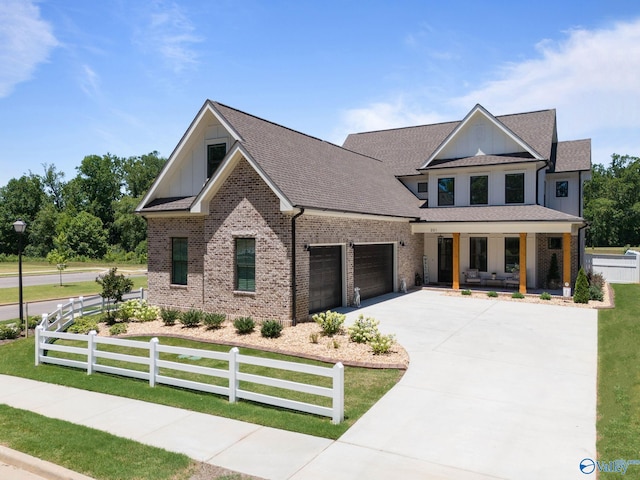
[309,246,342,313]
[354,244,394,300]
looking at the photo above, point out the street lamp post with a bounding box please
[13,220,26,336]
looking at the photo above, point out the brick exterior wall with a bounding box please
[536,234,578,289]
[146,156,424,325]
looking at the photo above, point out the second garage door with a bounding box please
[309,246,343,313]
[354,244,394,300]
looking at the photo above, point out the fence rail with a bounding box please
[34,327,344,424]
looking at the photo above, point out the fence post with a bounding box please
[57,304,63,324]
[149,337,159,387]
[87,330,97,375]
[79,296,84,316]
[34,325,43,366]
[229,347,239,403]
[69,298,75,321]
[140,287,145,300]
[332,362,344,424]
[41,313,48,330]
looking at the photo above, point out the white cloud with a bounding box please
[454,18,640,140]
[79,64,100,98]
[135,1,203,74]
[0,0,58,97]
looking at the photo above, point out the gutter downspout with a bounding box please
[536,160,549,205]
[291,208,304,326]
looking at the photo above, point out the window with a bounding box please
[470,175,488,205]
[469,237,487,272]
[235,238,255,291]
[438,177,455,206]
[417,182,428,193]
[556,180,568,197]
[504,237,520,272]
[548,237,562,250]
[207,143,227,178]
[171,238,188,285]
[505,173,524,204]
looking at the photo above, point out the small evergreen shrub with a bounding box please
[332,338,340,349]
[370,333,395,355]
[0,323,21,340]
[67,317,99,334]
[547,253,560,288]
[540,292,552,301]
[461,289,472,296]
[589,285,604,301]
[180,309,202,327]
[312,310,345,336]
[487,291,498,298]
[260,319,283,338]
[203,312,226,329]
[160,307,180,326]
[109,323,128,335]
[511,292,525,299]
[234,316,255,334]
[574,267,590,304]
[348,314,380,344]
[309,332,319,344]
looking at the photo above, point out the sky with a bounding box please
[1,0,640,188]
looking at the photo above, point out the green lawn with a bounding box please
[0,335,403,439]
[597,284,640,476]
[0,276,148,306]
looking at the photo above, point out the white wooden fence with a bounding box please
[585,251,640,284]
[39,289,145,334]
[34,327,344,424]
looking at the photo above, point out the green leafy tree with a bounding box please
[46,249,68,286]
[573,267,590,304]
[24,203,59,257]
[0,174,46,254]
[40,163,66,210]
[111,196,147,253]
[122,151,165,198]
[96,267,134,323]
[57,211,108,259]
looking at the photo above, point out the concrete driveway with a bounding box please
[294,290,598,480]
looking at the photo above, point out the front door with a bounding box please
[438,237,453,284]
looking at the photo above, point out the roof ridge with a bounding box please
[211,100,385,164]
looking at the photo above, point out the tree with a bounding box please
[46,249,68,286]
[122,151,165,198]
[573,267,590,304]
[57,211,108,259]
[96,267,133,323]
[0,174,46,254]
[24,203,59,257]
[111,196,147,253]
[40,163,66,210]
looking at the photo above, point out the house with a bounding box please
[137,101,590,324]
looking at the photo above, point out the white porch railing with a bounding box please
[34,327,344,424]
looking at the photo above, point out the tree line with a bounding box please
[0,152,165,263]
[584,154,640,248]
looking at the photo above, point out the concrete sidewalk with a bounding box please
[0,290,598,480]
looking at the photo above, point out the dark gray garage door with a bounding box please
[354,244,394,300]
[309,246,342,313]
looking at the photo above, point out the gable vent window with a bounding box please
[207,143,227,178]
[417,182,428,193]
[556,181,568,198]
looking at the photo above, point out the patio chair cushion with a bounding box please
[465,269,481,283]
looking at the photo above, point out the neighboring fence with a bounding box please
[39,289,145,333]
[585,250,640,284]
[34,327,345,424]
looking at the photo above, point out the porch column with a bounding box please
[453,233,460,290]
[519,233,527,294]
[563,232,571,288]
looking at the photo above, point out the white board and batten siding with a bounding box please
[585,250,640,284]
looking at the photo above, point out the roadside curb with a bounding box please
[0,446,95,480]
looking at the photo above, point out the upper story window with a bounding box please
[470,175,488,205]
[505,173,524,204]
[171,237,188,285]
[556,181,568,198]
[438,177,455,206]
[417,182,428,193]
[207,143,227,178]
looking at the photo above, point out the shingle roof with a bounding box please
[423,154,535,170]
[416,205,584,223]
[211,102,422,218]
[343,109,558,176]
[139,196,195,212]
[553,139,591,172]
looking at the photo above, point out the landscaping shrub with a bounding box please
[0,323,20,340]
[203,312,226,330]
[574,267,590,304]
[511,292,525,299]
[312,310,345,336]
[348,314,380,344]
[67,317,99,334]
[109,323,128,335]
[540,292,552,301]
[309,332,319,344]
[27,316,40,330]
[589,284,604,301]
[487,291,498,298]
[234,317,255,334]
[461,289,472,296]
[180,309,202,327]
[370,333,395,355]
[160,308,180,326]
[588,271,606,291]
[261,319,283,338]
[118,300,159,322]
